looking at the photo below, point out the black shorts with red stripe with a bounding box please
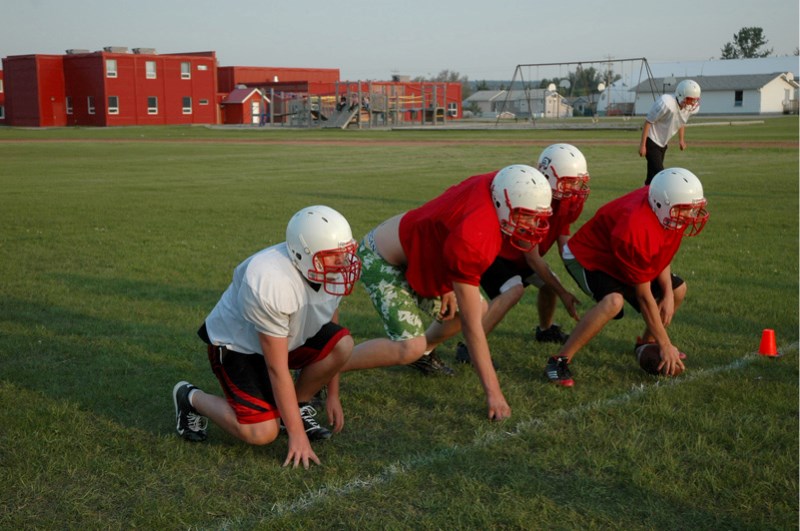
[199,322,349,424]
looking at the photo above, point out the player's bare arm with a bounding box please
[655,267,676,327]
[454,281,511,421]
[524,247,580,321]
[634,284,684,376]
[259,333,320,469]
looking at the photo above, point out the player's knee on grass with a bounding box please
[239,420,280,446]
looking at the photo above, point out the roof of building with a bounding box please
[631,72,798,92]
[221,87,263,104]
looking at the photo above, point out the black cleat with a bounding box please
[454,341,498,369]
[409,349,455,376]
[544,356,574,387]
[173,381,208,442]
[298,403,332,441]
[535,324,570,344]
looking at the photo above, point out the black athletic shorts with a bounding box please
[198,321,349,424]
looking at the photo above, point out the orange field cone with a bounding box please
[758,329,780,357]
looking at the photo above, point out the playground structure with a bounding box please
[258,80,460,129]
[496,58,658,126]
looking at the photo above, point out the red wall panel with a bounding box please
[3,55,67,126]
[218,66,340,93]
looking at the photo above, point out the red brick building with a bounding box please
[2,48,218,126]
[1,48,463,127]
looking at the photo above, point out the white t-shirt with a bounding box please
[645,94,697,147]
[205,243,341,354]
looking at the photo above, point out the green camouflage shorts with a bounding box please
[358,231,442,341]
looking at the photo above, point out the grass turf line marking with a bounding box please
[263,346,796,519]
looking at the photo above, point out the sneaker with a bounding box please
[173,381,208,442]
[545,356,574,387]
[536,324,569,344]
[310,386,327,410]
[634,337,686,360]
[409,350,455,376]
[298,403,332,441]
[454,341,498,369]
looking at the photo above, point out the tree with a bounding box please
[413,70,472,98]
[720,27,773,59]
[538,66,619,97]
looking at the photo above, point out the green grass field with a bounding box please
[1,117,797,529]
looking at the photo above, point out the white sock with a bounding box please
[188,388,198,407]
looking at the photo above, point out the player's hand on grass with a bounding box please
[487,396,511,422]
[283,436,321,470]
[326,394,344,434]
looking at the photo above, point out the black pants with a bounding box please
[645,137,668,185]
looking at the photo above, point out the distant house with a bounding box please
[567,95,593,117]
[462,90,506,116]
[221,86,266,125]
[631,73,799,115]
[595,57,800,115]
[464,89,572,118]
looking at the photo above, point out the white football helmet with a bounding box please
[285,205,361,295]
[648,168,709,237]
[537,143,590,200]
[675,80,701,111]
[491,164,553,251]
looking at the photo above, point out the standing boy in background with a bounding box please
[639,79,701,185]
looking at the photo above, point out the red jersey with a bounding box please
[568,187,683,285]
[399,172,503,297]
[497,195,585,268]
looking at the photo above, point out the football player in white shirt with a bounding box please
[639,79,701,185]
[173,205,361,469]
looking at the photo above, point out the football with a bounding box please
[636,344,685,376]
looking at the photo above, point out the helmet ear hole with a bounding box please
[537,143,589,200]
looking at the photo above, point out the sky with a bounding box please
[2,0,798,81]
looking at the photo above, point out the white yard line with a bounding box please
[263,344,795,519]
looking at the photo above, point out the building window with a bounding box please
[199,99,209,105]
[147,96,158,115]
[88,96,96,115]
[0,78,4,93]
[181,62,191,79]
[108,96,119,115]
[182,96,192,114]
[447,102,457,117]
[197,64,208,71]
[146,61,157,79]
[106,59,117,78]
[734,90,743,107]
[66,96,73,114]
[0,106,4,119]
